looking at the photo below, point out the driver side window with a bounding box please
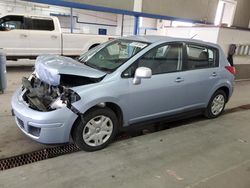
[0,16,25,31]
[123,43,183,77]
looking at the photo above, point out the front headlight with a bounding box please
[50,98,67,109]
[50,89,81,110]
[61,89,81,104]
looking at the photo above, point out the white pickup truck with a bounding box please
[0,14,113,60]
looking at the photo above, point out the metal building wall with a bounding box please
[67,0,134,11]
[142,0,219,23]
[233,0,250,28]
[24,0,250,28]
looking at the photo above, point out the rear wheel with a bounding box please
[205,90,226,118]
[72,107,118,151]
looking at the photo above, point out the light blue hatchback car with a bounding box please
[12,36,235,151]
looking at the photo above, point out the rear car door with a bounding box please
[181,43,220,109]
[0,15,29,57]
[123,42,188,124]
[27,16,61,56]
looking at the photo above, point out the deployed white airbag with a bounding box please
[35,55,61,86]
[34,54,107,86]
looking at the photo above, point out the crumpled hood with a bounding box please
[35,55,106,86]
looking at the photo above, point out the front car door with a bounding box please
[0,15,29,58]
[123,42,188,124]
[181,43,220,109]
[28,16,61,56]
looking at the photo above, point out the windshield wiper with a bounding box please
[97,66,112,73]
[83,61,111,73]
[84,61,98,69]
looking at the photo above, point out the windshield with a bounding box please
[78,39,149,72]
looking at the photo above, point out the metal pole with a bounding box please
[134,16,139,35]
[70,8,73,33]
[121,14,124,36]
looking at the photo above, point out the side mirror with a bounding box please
[133,67,152,85]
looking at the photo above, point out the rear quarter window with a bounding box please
[185,44,219,70]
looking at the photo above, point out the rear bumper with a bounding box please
[11,88,78,144]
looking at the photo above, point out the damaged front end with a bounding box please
[21,75,81,112]
[20,55,106,112]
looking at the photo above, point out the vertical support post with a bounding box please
[134,16,139,35]
[219,3,226,26]
[133,0,142,35]
[70,7,73,33]
[121,14,124,36]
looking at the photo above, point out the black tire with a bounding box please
[72,107,118,152]
[204,90,227,119]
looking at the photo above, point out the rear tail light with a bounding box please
[225,66,236,75]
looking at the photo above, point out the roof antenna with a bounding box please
[191,34,198,39]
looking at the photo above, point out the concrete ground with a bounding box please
[0,67,250,188]
[0,67,48,159]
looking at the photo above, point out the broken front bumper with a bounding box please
[11,88,78,144]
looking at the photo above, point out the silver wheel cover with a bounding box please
[211,94,225,116]
[83,115,113,147]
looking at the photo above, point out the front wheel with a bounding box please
[204,90,227,119]
[72,107,118,151]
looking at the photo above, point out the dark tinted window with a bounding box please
[185,44,218,70]
[0,16,24,30]
[123,43,182,77]
[31,18,54,31]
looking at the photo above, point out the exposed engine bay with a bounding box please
[20,55,106,112]
[21,74,102,112]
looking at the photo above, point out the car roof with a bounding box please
[0,13,57,20]
[121,35,220,49]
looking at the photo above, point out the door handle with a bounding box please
[20,34,27,38]
[175,77,184,83]
[211,72,217,77]
[51,35,58,39]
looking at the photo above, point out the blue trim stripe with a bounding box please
[24,0,212,24]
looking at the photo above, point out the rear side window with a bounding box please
[185,44,218,70]
[31,18,54,31]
